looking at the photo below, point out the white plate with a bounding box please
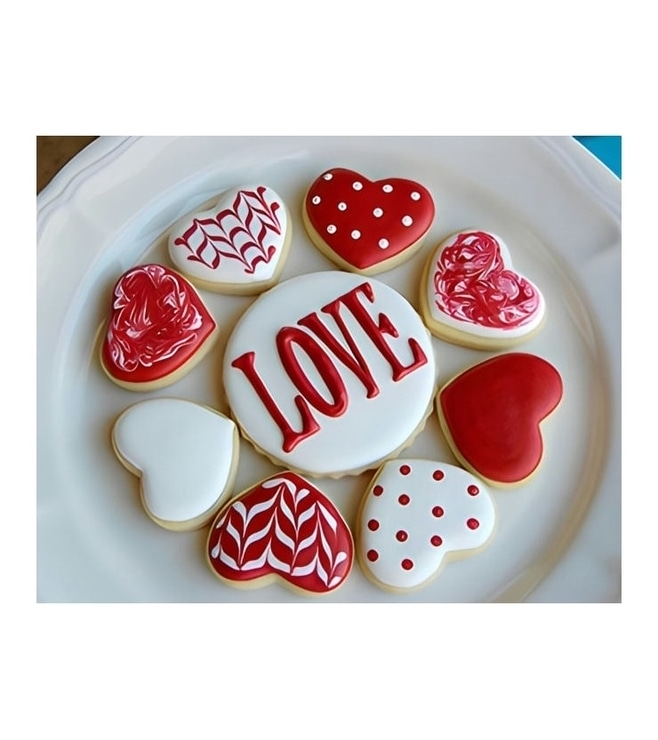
[37,136,621,602]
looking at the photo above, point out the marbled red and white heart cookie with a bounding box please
[420,230,545,349]
[302,167,435,275]
[357,460,496,593]
[168,185,292,295]
[112,398,239,531]
[206,471,354,595]
[437,353,563,488]
[100,263,218,391]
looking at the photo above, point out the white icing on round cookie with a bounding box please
[168,185,290,293]
[423,230,545,344]
[223,272,437,477]
[112,399,239,529]
[358,460,496,591]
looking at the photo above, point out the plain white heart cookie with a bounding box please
[168,184,292,294]
[112,398,240,531]
[357,460,496,592]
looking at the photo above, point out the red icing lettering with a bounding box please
[230,352,320,453]
[230,280,429,454]
[333,282,428,381]
[276,326,347,418]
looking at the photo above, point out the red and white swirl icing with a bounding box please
[101,264,216,384]
[207,472,353,594]
[168,185,289,289]
[429,231,544,339]
[359,460,496,591]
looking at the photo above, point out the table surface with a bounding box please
[35,136,621,194]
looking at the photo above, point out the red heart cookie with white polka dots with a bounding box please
[100,263,218,391]
[437,353,563,487]
[357,460,496,592]
[302,167,435,275]
[206,472,353,595]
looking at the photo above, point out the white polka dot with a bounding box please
[373,207,383,217]
[402,215,413,226]
[382,184,393,193]
[411,191,421,201]
[312,195,321,205]
[352,181,363,191]
[338,202,347,211]
[327,224,337,234]
[323,173,333,180]
[378,238,389,249]
[351,230,361,239]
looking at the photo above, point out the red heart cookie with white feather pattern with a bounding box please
[437,353,563,487]
[207,472,353,595]
[100,263,218,391]
[302,167,435,275]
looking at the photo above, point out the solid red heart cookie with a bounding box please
[437,353,563,487]
[207,472,354,595]
[100,263,218,391]
[420,230,545,349]
[302,167,435,275]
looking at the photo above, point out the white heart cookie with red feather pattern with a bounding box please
[112,398,239,531]
[168,184,291,294]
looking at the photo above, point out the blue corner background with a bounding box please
[574,136,621,178]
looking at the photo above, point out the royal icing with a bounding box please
[112,399,239,529]
[358,460,496,591]
[207,472,353,594]
[438,353,563,486]
[303,168,435,273]
[423,230,545,344]
[100,263,217,388]
[168,185,290,292]
[223,272,437,477]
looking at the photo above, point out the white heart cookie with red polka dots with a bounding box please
[302,168,435,275]
[357,459,496,592]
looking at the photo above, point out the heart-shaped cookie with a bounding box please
[302,168,435,275]
[112,399,239,531]
[357,460,496,592]
[207,472,354,595]
[420,230,545,349]
[100,263,218,391]
[437,353,563,487]
[168,185,291,294]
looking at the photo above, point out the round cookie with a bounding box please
[420,230,545,349]
[302,167,435,275]
[357,460,496,593]
[112,398,239,531]
[168,184,292,295]
[206,471,354,595]
[100,263,218,391]
[436,353,563,488]
[222,271,438,478]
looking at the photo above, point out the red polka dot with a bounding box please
[396,530,408,542]
[398,494,410,505]
[367,549,379,562]
[432,506,444,518]
[367,519,379,531]
[372,485,384,497]
[467,518,480,530]
[400,464,411,475]
[433,469,445,481]
[401,559,414,570]
[467,485,479,496]
[431,535,443,547]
